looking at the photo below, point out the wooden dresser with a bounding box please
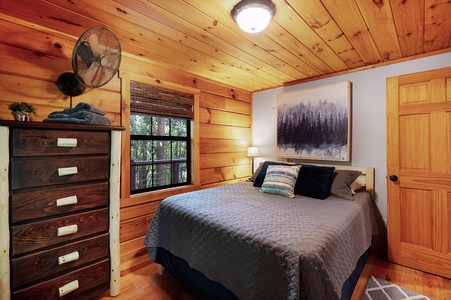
[0,121,123,300]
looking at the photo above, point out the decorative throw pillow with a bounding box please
[250,161,264,182]
[350,178,366,194]
[253,161,297,187]
[260,165,301,198]
[294,164,335,200]
[330,169,362,200]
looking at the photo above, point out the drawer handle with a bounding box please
[57,224,78,236]
[57,138,78,148]
[58,167,78,176]
[59,280,79,297]
[56,195,78,207]
[58,251,80,265]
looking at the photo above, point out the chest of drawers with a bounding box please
[0,121,123,300]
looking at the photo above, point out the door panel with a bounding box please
[399,114,429,170]
[387,66,451,278]
[400,188,433,248]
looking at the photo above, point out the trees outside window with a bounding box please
[130,114,191,194]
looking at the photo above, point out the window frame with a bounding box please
[120,73,200,202]
[129,114,191,194]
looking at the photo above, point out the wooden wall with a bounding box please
[0,18,252,275]
[0,20,122,124]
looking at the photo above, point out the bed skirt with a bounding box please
[154,246,371,300]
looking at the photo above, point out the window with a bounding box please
[130,81,193,194]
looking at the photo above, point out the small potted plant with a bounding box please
[8,101,37,121]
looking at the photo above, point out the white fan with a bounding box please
[57,26,122,96]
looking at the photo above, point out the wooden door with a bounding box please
[387,66,451,278]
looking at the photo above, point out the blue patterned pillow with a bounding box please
[260,165,301,198]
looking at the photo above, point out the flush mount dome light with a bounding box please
[232,0,275,33]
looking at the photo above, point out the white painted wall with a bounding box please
[252,52,451,222]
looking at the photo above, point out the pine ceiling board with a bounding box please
[389,0,424,57]
[202,0,327,80]
[178,0,311,80]
[286,0,366,69]
[354,0,402,61]
[144,0,302,80]
[242,21,325,78]
[263,23,325,77]
[321,0,383,65]
[424,0,451,52]
[36,0,273,90]
[0,0,99,39]
[111,0,293,85]
[42,0,276,90]
[271,0,350,73]
[205,0,325,78]
[2,0,449,92]
[144,0,304,83]
[77,0,286,84]
[0,0,274,91]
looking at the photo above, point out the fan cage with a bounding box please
[72,26,122,88]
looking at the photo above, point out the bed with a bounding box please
[144,162,378,300]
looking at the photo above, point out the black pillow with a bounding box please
[253,161,296,187]
[294,164,335,199]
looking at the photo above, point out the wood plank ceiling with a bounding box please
[1,0,450,92]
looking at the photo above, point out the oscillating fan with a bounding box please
[57,26,122,96]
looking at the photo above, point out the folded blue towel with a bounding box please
[48,102,106,117]
[44,111,111,125]
[44,102,111,125]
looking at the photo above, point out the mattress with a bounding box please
[145,182,377,300]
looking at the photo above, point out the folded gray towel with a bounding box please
[47,102,106,117]
[44,111,111,125]
[44,102,111,125]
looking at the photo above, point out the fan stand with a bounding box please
[57,72,85,97]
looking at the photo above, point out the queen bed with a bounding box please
[144,162,378,300]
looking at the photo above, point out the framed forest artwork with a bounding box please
[277,81,351,161]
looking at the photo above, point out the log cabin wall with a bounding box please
[0,20,122,124]
[0,18,252,275]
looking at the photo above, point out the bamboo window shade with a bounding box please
[130,81,194,119]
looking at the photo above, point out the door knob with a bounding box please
[389,175,398,182]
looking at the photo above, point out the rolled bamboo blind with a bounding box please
[130,81,194,119]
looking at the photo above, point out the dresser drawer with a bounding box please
[11,234,109,288]
[11,208,108,256]
[12,259,109,300]
[12,129,109,157]
[11,156,109,189]
[11,182,109,223]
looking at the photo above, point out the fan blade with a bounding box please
[77,41,95,67]
[83,61,100,86]
[87,33,101,57]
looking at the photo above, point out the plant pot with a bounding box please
[12,111,31,121]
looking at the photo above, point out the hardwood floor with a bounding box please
[101,250,450,300]
[352,251,450,300]
[101,262,193,300]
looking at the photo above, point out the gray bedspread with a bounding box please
[145,182,377,300]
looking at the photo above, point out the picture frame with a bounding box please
[276,81,352,161]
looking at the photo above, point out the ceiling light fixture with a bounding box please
[231,0,275,33]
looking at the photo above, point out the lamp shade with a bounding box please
[232,0,275,33]
[247,146,260,157]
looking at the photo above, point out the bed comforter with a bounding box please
[145,182,377,300]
